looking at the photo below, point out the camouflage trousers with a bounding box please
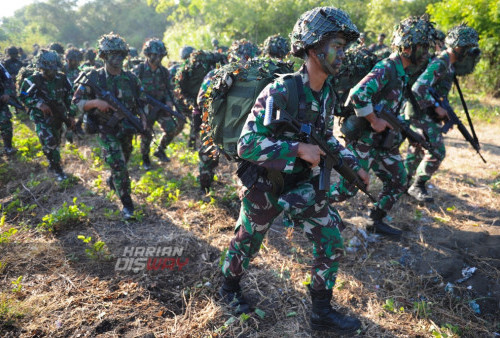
[222,175,344,291]
[98,132,133,201]
[329,134,407,213]
[0,107,13,147]
[31,110,63,165]
[141,112,182,156]
[404,116,445,184]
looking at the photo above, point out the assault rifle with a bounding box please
[264,96,376,202]
[429,86,486,163]
[145,94,187,123]
[74,72,147,135]
[0,63,25,112]
[374,104,441,159]
[23,79,78,133]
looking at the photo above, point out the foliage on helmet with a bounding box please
[434,29,445,42]
[228,39,260,62]
[180,46,195,60]
[142,38,167,56]
[36,50,61,70]
[337,47,379,93]
[65,47,83,61]
[211,38,219,47]
[48,42,65,55]
[392,15,434,48]
[6,46,18,55]
[290,7,359,58]
[262,34,290,59]
[98,32,129,57]
[84,49,96,61]
[445,24,479,48]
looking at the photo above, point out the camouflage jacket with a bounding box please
[72,67,147,131]
[0,63,17,98]
[238,64,360,175]
[349,52,408,117]
[19,71,77,117]
[132,61,173,104]
[412,51,454,112]
[63,64,81,85]
[3,58,24,77]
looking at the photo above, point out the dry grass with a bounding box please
[0,115,499,337]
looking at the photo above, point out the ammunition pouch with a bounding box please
[372,129,402,150]
[340,115,369,141]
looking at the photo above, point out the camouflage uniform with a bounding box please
[4,47,24,78]
[0,63,17,154]
[133,40,181,167]
[72,33,147,218]
[63,48,83,84]
[19,51,76,179]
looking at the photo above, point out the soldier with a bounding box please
[219,7,369,334]
[133,38,179,169]
[72,33,148,220]
[329,15,434,236]
[80,49,103,70]
[48,42,65,57]
[404,24,481,202]
[0,62,18,156]
[19,50,76,181]
[63,48,83,84]
[368,33,388,53]
[18,47,28,62]
[261,34,290,59]
[4,46,24,78]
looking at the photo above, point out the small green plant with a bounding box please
[11,276,23,293]
[219,248,228,267]
[0,227,18,244]
[77,235,112,260]
[413,300,432,318]
[432,323,461,337]
[38,197,92,231]
[383,298,396,312]
[414,209,423,220]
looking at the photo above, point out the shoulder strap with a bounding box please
[281,72,306,120]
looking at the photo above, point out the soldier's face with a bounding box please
[147,53,162,66]
[317,34,347,75]
[67,59,80,69]
[106,52,127,69]
[42,68,57,80]
[413,44,430,66]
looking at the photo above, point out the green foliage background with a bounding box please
[0,0,498,95]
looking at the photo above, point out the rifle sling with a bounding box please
[453,76,479,145]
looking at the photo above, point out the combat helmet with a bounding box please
[262,34,290,59]
[65,47,83,61]
[48,42,65,55]
[434,29,445,43]
[180,46,195,60]
[97,32,129,58]
[142,38,167,56]
[129,47,138,58]
[228,39,260,62]
[445,24,479,48]
[392,15,434,49]
[6,46,18,56]
[290,7,359,58]
[84,49,96,61]
[36,50,61,70]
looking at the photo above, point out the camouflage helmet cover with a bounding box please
[290,7,359,58]
[129,47,138,58]
[392,15,434,48]
[180,46,195,60]
[228,39,260,61]
[84,49,96,61]
[142,38,167,56]
[65,47,83,61]
[337,47,379,93]
[36,50,61,70]
[7,46,18,55]
[434,29,446,42]
[445,24,479,48]
[98,32,129,57]
[48,42,65,55]
[262,34,290,59]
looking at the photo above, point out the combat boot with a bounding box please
[219,276,251,315]
[408,180,434,203]
[121,194,135,220]
[49,162,67,181]
[142,154,151,171]
[367,208,402,237]
[309,287,361,333]
[153,148,170,162]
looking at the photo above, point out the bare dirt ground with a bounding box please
[0,117,498,337]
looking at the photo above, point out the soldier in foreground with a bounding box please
[405,24,481,202]
[72,33,147,220]
[329,15,435,237]
[19,50,76,181]
[133,38,179,169]
[0,62,18,156]
[219,7,369,334]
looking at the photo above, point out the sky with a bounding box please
[2,0,89,19]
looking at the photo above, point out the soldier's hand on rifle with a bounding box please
[434,106,449,120]
[357,168,370,190]
[365,113,393,133]
[0,94,10,103]
[297,143,325,168]
[91,99,116,113]
[39,103,53,116]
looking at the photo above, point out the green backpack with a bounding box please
[206,58,294,157]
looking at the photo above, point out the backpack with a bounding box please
[205,58,294,157]
[174,51,226,110]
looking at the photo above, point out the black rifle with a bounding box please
[428,87,486,163]
[264,96,376,202]
[74,72,147,135]
[145,94,187,123]
[374,104,441,159]
[0,63,26,112]
[23,79,78,132]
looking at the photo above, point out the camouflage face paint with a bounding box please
[317,35,347,75]
[147,53,162,67]
[107,52,126,69]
